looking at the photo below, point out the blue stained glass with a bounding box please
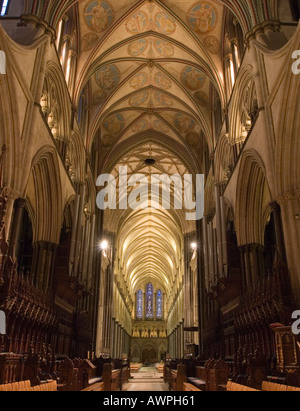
[136,289,143,319]
[1,0,9,16]
[145,283,154,319]
[157,290,163,319]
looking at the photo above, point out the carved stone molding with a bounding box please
[277,190,300,204]
[245,20,281,46]
[20,15,56,42]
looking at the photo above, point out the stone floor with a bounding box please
[122,366,169,392]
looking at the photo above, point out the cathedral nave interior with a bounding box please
[0,0,300,392]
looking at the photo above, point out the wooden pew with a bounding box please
[156,364,165,373]
[186,359,228,392]
[187,366,206,391]
[58,358,77,391]
[165,364,187,392]
[102,363,122,391]
[208,359,229,391]
[183,382,202,392]
[81,382,105,392]
[227,381,260,392]
[262,381,300,392]
[130,363,142,373]
[121,364,130,385]
[0,380,57,392]
[0,353,23,384]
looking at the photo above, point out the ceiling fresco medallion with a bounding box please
[84,0,114,33]
[130,72,149,89]
[181,66,206,91]
[203,35,220,54]
[131,119,149,133]
[154,12,176,35]
[154,39,174,57]
[128,39,149,56]
[127,38,175,58]
[93,89,108,106]
[194,90,209,107]
[188,2,218,34]
[174,113,196,133]
[103,113,125,134]
[129,91,149,107]
[186,132,200,147]
[96,64,120,90]
[154,72,172,90]
[81,33,99,51]
[152,119,169,133]
[101,134,115,147]
[154,91,173,107]
[126,11,148,34]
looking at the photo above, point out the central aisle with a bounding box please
[122,367,169,392]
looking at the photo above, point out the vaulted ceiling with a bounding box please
[75,0,227,157]
[32,0,277,298]
[77,0,225,297]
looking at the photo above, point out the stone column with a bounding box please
[80,214,91,284]
[215,185,224,277]
[213,228,219,280]
[202,216,210,290]
[270,201,286,260]
[278,192,300,304]
[249,244,264,284]
[239,246,247,292]
[69,194,80,274]
[87,214,96,289]
[74,184,86,278]
[208,221,215,286]
[66,49,77,98]
[240,243,264,289]
[230,40,239,75]
[220,196,229,276]
[4,189,19,243]
[61,34,72,74]
[240,245,252,289]
[9,198,26,259]
[31,241,58,292]
[95,250,109,356]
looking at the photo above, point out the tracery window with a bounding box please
[156,290,163,320]
[136,289,143,319]
[145,283,154,319]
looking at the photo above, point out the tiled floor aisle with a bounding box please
[122,367,169,392]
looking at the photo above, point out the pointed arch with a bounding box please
[29,146,64,244]
[235,149,271,246]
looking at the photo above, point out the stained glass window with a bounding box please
[156,290,163,319]
[1,0,9,16]
[136,289,143,319]
[145,283,154,319]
